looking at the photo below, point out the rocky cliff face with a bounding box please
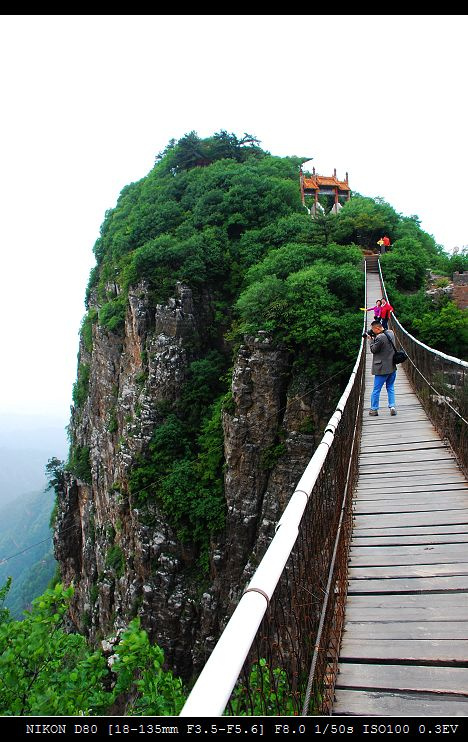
[54,282,331,680]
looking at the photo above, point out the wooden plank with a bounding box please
[358,466,463,479]
[355,493,468,506]
[358,461,461,475]
[352,523,468,536]
[354,480,468,497]
[360,428,440,440]
[352,533,468,546]
[359,452,455,466]
[349,563,468,579]
[362,406,428,413]
[336,663,468,695]
[350,543,468,563]
[342,622,468,640]
[347,574,468,593]
[355,484,468,497]
[361,433,445,442]
[361,442,443,453]
[354,490,467,499]
[353,498,468,513]
[339,638,468,663]
[362,419,432,429]
[360,441,446,453]
[346,591,468,608]
[362,418,438,428]
[363,403,423,409]
[353,510,468,528]
[345,605,468,622]
[332,689,468,716]
[360,445,452,458]
[360,434,445,446]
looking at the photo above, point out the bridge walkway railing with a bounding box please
[180,263,369,716]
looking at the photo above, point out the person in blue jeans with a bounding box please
[367,320,397,416]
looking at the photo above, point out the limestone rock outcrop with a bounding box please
[54,283,331,680]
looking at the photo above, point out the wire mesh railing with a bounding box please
[180,263,367,717]
[379,263,468,475]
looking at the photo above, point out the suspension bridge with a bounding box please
[181,255,468,717]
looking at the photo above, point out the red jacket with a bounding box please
[383,236,391,246]
[380,302,393,319]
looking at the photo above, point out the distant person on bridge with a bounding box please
[379,299,394,330]
[367,320,397,416]
[360,299,382,322]
[377,235,391,254]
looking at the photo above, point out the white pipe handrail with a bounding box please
[179,262,368,717]
[378,262,468,368]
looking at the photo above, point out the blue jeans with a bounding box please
[371,371,396,410]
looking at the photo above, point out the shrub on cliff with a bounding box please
[380,237,429,291]
[0,582,185,715]
[235,247,363,375]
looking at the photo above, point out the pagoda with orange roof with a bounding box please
[300,167,350,215]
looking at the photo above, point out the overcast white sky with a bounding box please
[0,14,467,422]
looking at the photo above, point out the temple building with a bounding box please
[300,167,351,215]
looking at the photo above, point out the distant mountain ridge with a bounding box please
[0,488,57,618]
[0,414,68,506]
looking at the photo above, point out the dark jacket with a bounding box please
[370,330,397,375]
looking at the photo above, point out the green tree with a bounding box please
[45,457,65,495]
[380,237,429,290]
[0,582,185,715]
[333,195,400,248]
[413,301,468,358]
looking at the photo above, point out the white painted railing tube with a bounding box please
[247,516,305,597]
[180,263,368,717]
[391,312,468,366]
[180,432,342,716]
[284,433,334,518]
[179,590,267,716]
[181,522,307,717]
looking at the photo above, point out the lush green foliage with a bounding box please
[72,362,90,409]
[236,248,363,378]
[129,352,227,543]
[129,354,227,565]
[431,248,468,277]
[0,578,12,625]
[80,308,98,352]
[331,196,400,249]
[106,544,125,577]
[155,130,264,173]
[88,136,303,310]
[98,296,127,332]
[46,456,66,495]
[228,658,296,715]
[0,582,185,715]
[412,300,468,357]
[380,237,429,290]
[67,445,92,484]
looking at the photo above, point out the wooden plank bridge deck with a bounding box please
[333,264,468,716]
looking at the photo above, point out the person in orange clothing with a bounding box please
[382,235,391,251]
[379,298,394,330]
